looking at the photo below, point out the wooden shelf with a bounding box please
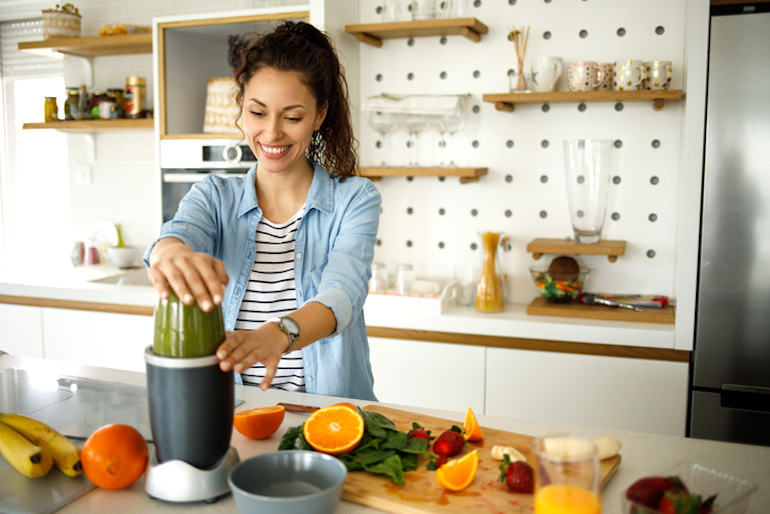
[22,118,154,132]
[345,18,488,47]
[358,166,487,184]
[483,89,683,112]
[526,297,675,324]
[527,238,626,263]
[17,33,152,58]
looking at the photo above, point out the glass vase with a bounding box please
[563,139,613,244]
[476,231,504,312]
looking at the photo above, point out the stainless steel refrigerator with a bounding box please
[691,6,770,446]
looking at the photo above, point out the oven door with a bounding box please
[162,169,247,222]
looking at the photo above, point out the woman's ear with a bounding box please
[314,101,328,131]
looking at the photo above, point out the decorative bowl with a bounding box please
[621,461,758,514]
[42,3,81,40]
[529,267,590,304]
[228,450,347,514]
[106,246,139,269]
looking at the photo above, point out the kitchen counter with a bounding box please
[0,267,679,355]
[1,353,767,514]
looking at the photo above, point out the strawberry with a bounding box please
[436,455,448,468]
[407,422,432,443]
[657,488,717,514]
[497,455,534,494]
[433,429,465,456]
[626,476,686,508]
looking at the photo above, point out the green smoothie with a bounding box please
[153,289,225,357]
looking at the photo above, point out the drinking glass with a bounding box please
[370,262,389,293]
[411,0,436,20]
[441,98,466,168]
[382,0,403,22]
[403,114,429,167]
[532,434,601,514]
[563,139,613,244]
[367,110,397,166]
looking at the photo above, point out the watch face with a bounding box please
[281,316,300,336]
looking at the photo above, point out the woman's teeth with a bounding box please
[262,145,288,154]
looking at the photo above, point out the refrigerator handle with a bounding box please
[721,384,770,413]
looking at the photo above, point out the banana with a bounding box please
[0,413,83,477]
[0,420,53,478]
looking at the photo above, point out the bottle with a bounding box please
[64,87,79,120]
[476,231,504,312]
[84,238,100,266]
[76,85,89,120]
[124,76,146,118]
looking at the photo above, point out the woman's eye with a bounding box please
[287,117,302,123]
[250,111,265,117]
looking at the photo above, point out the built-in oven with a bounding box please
[160,139,254,222]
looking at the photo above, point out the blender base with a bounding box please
[144,446,240,503]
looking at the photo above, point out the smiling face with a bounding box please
[241,67,327,177]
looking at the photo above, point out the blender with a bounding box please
[143,291,239,503]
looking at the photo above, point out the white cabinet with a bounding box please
[0,304,44,358]
[368,336,485,414]
[486,347,689,436]
[42,308,153,373]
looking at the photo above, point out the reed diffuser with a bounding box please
[509,24,531,91]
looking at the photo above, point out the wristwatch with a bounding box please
[268,316,301,354]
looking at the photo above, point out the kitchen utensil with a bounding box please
[229,450,347,514]
[582,295,646,312]
[533,434,602,514]
[337,405,620,513]
[144,347,239,502]
[563,139,613,244]
[621,461,758,514]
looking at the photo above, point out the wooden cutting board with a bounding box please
[342,405,620,513]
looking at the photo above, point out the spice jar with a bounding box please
[44,97,59,122]
[124,76,146,118]
[107,88,124,117]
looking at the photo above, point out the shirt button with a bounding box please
[298,292,303,298]
[307,376,313,382]
[296,253,302,259]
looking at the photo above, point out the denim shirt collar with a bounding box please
[237,158,334,218]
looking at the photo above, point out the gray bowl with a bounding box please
[228,450,347,514]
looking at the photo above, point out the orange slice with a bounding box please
[233,405,286,439]
[303,405,365,456]
[463,406,484,441]
[436,449,479,492]
[332,402,357,411]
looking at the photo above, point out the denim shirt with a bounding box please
[143,160,382,401]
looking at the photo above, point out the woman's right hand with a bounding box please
[147,238,229,312]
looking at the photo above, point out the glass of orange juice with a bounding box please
[532,434,601,514]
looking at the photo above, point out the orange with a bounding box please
[463,406,484,441]
[302,405,365,456]
[436,449,479,492]
[332,402,357,411]
[81,424,148,490]
[233,405,286,439]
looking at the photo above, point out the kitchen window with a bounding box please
[1,20,70,271]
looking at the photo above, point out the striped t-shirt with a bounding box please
[235,206,305,392]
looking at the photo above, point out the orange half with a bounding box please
[233,405,286,439]
[303,405,365,456]
[436,449,479,492]
[463,406,484,441]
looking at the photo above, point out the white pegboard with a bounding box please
[356,0,687,304]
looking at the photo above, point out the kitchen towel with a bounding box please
[361,94,466,115]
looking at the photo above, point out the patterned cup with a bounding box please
[595,62,613,91]
[613,60,646,91]
[568,61,602,92]
[644,61,673,90]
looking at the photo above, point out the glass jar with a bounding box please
[64,87,79,120]
[476,231,504,312]
[107,88,124,117]
[44,97,58,122]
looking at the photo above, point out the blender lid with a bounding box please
[144,346,220,368]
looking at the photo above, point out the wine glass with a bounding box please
[441,98,466,168]
[366,110,397,166]
[403,113,430,167]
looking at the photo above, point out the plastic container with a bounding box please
[622,461,758,514]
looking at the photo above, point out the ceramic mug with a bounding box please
[644,60,672,90]
[532,57,564,92]
[595,62,613,91]
[568,61,602,92]
[613,60,646,91]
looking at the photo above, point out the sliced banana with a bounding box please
[592,437,621,460]
[490,445,526,462]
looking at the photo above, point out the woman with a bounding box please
[144,21,381,401]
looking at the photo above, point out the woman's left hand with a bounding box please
[216,325,288,390]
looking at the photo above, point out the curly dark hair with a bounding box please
[234,21,358,179]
